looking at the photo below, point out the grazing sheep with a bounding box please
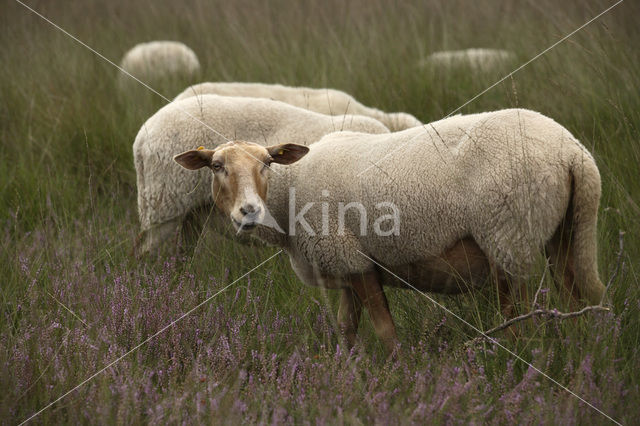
[119,41,200,92]
[174,82,422,131]
[134,94,389,254]
[419,48,515,72]
[174,108,605,351]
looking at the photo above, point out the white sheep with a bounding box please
[174,108,605,351]
[119,41,200,92]
[173,82,422,132]
[419,48,515,72]
[134,94,389,254]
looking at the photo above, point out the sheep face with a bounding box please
[174,141,308,232]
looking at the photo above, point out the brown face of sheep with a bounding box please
[174,141,309,232]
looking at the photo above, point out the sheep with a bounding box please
[134,94,389,254]
[118,41,200,93]
[174,108,605,352]
[173,82,422,132]
[419,48,515,72]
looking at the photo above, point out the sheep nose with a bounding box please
[240,204,260,216]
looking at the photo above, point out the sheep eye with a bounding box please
[211,162,224,173]
[261,160,273,173]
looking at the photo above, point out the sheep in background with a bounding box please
[419,48,515,72]
[118,41,200,93]
[174,82,422,131]
[174,108,605,351]
[134,94,389,254]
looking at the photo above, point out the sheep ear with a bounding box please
[174,149,215,170]
[267,144,309,165]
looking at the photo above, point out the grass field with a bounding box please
[1,0,639,423]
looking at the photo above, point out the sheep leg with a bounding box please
[546,223,581,311]
[349,271,399,353]
[495,270,530,339]
[494,266,522,319]
[181,204,262,255]
[135,219,181,256]
[337,288,362,348]
[181,204,214,255]
[497,278,515,318]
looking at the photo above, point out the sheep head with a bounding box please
[174,141,308,232]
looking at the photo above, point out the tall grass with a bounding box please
[1,0,638,423]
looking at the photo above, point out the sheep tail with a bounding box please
[567,152,606,304]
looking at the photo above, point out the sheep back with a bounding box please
[174,82,422,131]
